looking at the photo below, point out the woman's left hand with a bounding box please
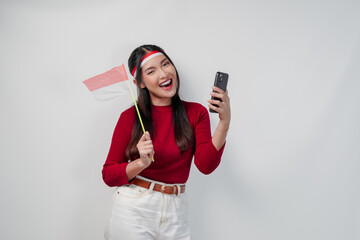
[208,86,231,125]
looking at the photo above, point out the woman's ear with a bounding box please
[133,79,146,88]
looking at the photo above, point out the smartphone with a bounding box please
[209,71,229,113]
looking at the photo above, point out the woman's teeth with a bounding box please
[160,79,172,87]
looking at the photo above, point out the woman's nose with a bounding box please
[158,68,167,78]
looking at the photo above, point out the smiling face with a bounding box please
[139,54,178,106]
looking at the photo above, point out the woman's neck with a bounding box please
[150,97,172,106]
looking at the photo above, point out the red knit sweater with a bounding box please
[102,101,225,187]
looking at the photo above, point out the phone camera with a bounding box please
[219,73,223,77]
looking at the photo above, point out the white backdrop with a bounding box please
[1,0,359,239]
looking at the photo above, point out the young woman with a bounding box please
[102,44,231,239]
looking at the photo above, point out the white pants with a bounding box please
[105,176,191,240]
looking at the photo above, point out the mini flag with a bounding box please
[83,64,154,162]
[83,64,129,101]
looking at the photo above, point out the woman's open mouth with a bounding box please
[159,79,173,89]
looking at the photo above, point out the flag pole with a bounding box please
[127,80,155,162]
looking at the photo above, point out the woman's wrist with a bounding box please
[218,120,230,131]
[126,158,148,181]
[212,120,230,151]
[134,158,149,171]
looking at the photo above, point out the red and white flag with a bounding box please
[83,64,130,101]
[83,63,154,161]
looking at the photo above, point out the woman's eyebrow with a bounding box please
[160,57,169,64]
[144,66,155,72]
[143,57,169,72]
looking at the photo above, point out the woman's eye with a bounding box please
[163,61,170,67]
[147,71,154,75]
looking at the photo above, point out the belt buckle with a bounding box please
[160,184,176,194]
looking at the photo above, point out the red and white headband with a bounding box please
[131,50,164,78]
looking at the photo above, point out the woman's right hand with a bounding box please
[136,131,154,169]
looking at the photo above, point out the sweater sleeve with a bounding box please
[193,105,225,175]
[102,109,135,187]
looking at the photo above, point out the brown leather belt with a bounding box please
[133,177,185,195]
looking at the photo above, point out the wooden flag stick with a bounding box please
[127,80,155,162]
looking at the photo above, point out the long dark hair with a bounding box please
[126,44,193,160]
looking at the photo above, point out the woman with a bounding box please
[102,44,231,239]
